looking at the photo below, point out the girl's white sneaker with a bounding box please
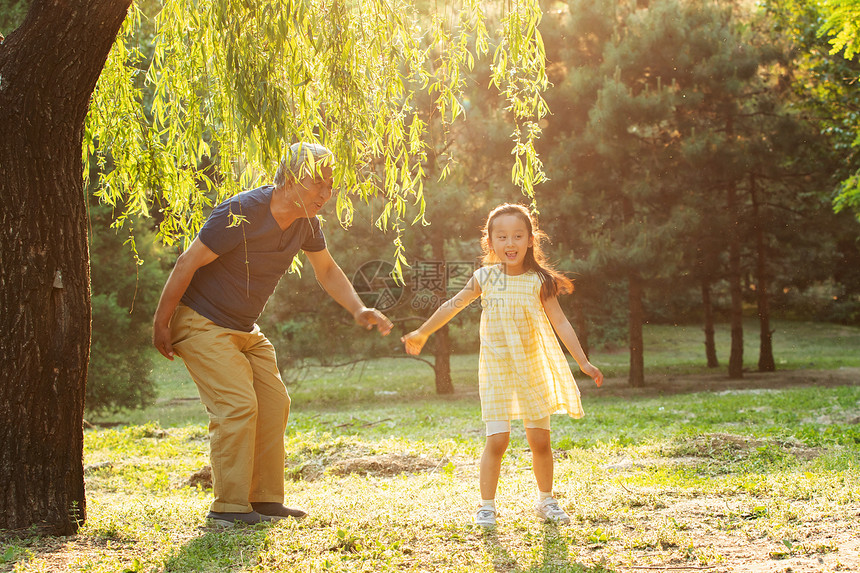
[474,508,497,527]
[535,498,570,524]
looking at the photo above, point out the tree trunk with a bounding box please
[430,237,454,395]
[433,325,454,394]
[0,0,130,533]
[750,175,775,372]
[628,273,645,387]
[701,278,719,368]
[727,180,745,379]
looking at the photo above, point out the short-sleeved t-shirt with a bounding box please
[181,185,327,331]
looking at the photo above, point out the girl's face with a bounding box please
[488,213,533,274]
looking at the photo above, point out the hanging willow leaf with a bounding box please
[87,0,551,267]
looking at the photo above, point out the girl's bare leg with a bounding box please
[479,432,510,500]
[525,427,553,493]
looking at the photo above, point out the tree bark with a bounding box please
[628,272,645,387]
[750,174,775,372]
[721,114,743,379]
[430,236,454,395]
[432,325,454,394]
[727,180,745,380]
[701,278,719,368]
[0,0,130,533]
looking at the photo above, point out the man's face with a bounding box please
[292,165,334,216]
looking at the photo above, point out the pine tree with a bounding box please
[542,0,720,386]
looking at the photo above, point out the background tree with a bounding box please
[542,0,743,386]
[396,55,516,395]
[765,0,860,221]
[538,0,852,384]
[674,5,803,377]
[764,0,860,318]
[0,0,28,31]
[818,0,860,220]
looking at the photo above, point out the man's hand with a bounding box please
[153,322,175,360]
[354,307,393,335]
[151,238,218,361]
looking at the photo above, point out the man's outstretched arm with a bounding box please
[305,248,393,335]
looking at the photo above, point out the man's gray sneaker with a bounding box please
[251,502,307,520]
[205,510,283,527]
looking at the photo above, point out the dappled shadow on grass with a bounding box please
[480,524,616,573]
[0,532,84,573]
[159,524,271,572]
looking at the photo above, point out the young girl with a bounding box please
[402,203,603,527]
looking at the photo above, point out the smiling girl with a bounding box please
[402,203,603,527]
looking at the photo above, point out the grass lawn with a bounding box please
[2,320,859,572]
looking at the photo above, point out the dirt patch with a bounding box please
[600,456,706,471]
[184,452,449,485]
[660,432,826,462]
[0,536,147,573]
[694,432,770,453]
[186,465,212,489]
[282,437,451,481]
[327,453,447,477]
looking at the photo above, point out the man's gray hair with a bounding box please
[274,142,334,188]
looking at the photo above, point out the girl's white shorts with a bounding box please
[485,416,551,436]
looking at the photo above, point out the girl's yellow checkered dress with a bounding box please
[475,265,584,422]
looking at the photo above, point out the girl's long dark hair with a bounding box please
[480,203,573,301]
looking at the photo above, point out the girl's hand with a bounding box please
[401,330,428,355]
[581,362,604,387]
[354,307,393,335]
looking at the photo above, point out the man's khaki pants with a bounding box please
[170,305,289,513]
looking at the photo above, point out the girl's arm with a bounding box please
[402,276,482,355]
[543,295,604,387]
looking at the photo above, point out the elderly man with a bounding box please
[152,143,392,526]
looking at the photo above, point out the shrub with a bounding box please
[87,293,157,414]
[86,202,170,416]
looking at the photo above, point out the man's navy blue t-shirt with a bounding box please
[181,185,327,332]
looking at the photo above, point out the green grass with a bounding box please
[3,320,860,572]
[94,318,860,428]
[598,318,860,375]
